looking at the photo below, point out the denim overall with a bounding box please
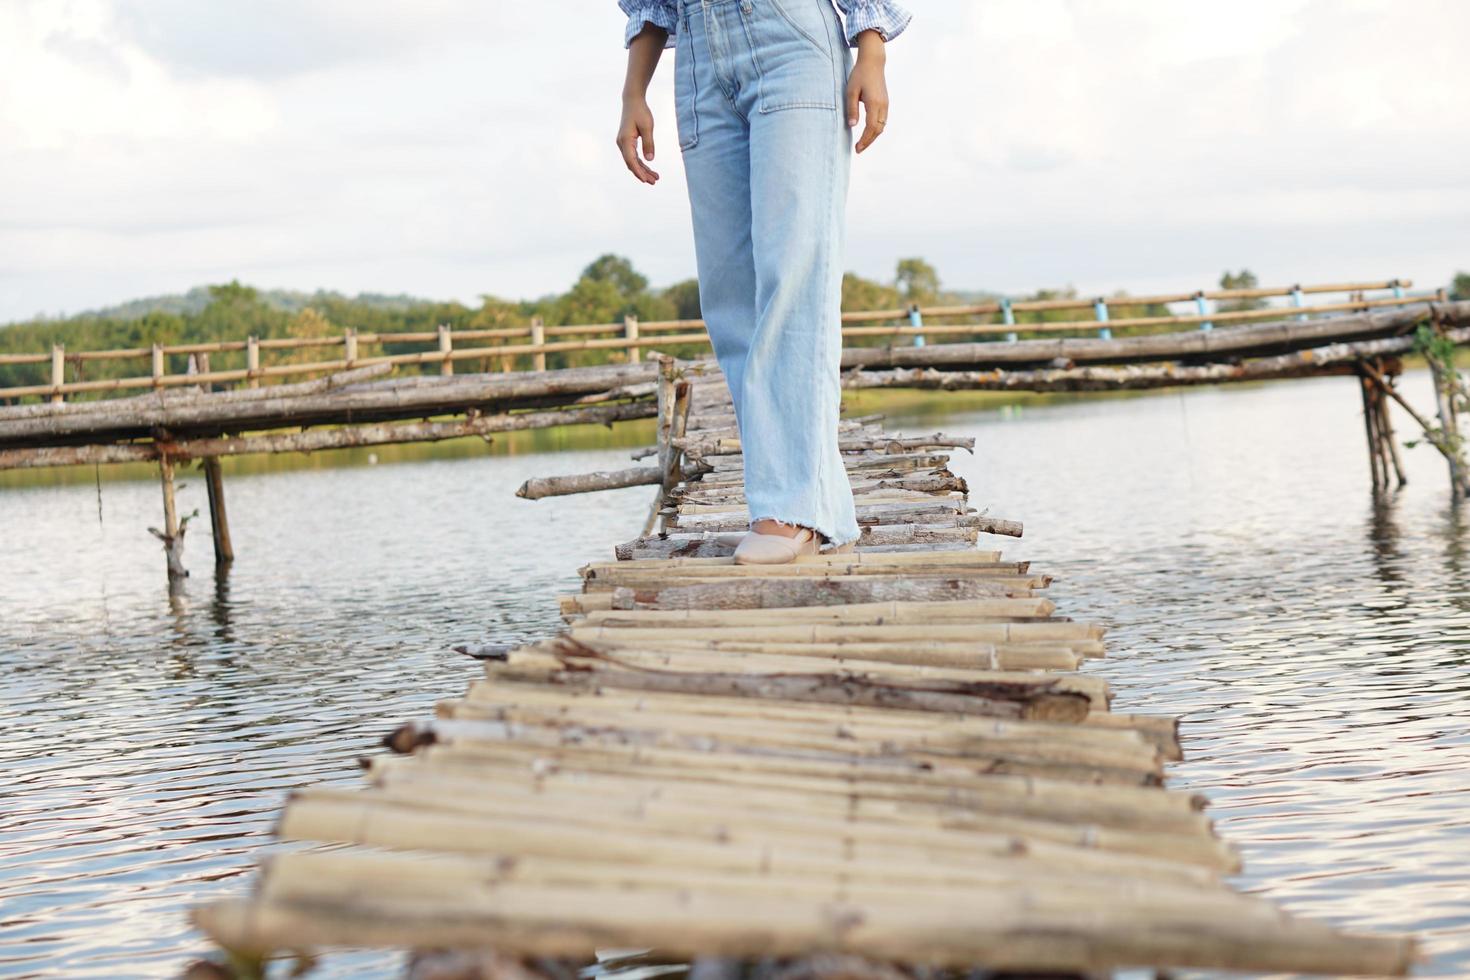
[674,0,860,547]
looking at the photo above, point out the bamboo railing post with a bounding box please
[345,329,358,367]
[625,315,641,364]
[532,317,547,372]
[49,344,64,404]
[438,325,454,376]
[151,343,164,390]
[247,336,260,389]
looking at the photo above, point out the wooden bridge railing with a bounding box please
[0,278,1439,403]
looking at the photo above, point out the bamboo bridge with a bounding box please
[190,357,1418,978]
[1,279,1467,585]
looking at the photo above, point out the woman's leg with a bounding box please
[741,1,859,548]
[678,0,859,549]
[676,4,760,456]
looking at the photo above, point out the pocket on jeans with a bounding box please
[675,24,700,150]
[750,0,840,113]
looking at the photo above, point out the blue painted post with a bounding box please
[1392,280,1405,300]
[1094,298,1111,340]
[1195,292,1213,332]
[1001,297,1017,343]
[907,304,926,347]
[1291,285,1306,321]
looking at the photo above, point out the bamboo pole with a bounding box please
[531,316,546,371]
[437,324,453,376]
[49,344,64,404]
[625,315,640,364]
[246,335,260,389]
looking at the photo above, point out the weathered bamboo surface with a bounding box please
[193,364,1414,978]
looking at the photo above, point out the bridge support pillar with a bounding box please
[203,456,234,566]
[148,456,188,588]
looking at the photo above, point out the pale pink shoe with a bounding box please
[733,525,820,565]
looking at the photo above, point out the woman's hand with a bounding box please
[846,30,889,154]
[618,96,660,184]
[618,26,667,184]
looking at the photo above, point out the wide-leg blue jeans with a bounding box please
[674,0,860,547]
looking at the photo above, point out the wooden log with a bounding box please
[0,360,665,445]
[607,575,1033,610]
[195,866,1414,976]
[516,465,662,500]
[564,635,1086,671]
[579,555,1017,578]
[497,645,1091,723]
[398,735,1207,825]
[0,362,396,427]
[669,501,967,533]
[838,301,1466,372]
[578,596,1056,625]
[676,433,975,458]
[489,649,1112,711]
[0,402,657,471]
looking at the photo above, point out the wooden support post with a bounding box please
[187,350,234,564]
[1427,339,1465,495]
[50,344,64,403]
[1376,372,1408,488]
[531,316,546,372]
[1361,359,1470,498]
[203,457,234,566]
[625,315,641,364]
[149,456,188,584]
[344,329,358,367]
[644,355,678,537]
[246,335,260,389]
[1359,372,1386,492]
[151,343,165,389]
[438,324,454,376]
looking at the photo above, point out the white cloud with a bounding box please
[0,0,1466,321]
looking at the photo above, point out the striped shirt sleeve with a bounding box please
[834,0,913,45]
[619,0,678,48]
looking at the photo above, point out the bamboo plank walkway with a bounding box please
[195,366,1415,978]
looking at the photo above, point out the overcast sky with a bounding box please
[1,0,1466,322]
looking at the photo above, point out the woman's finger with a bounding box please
[641,119,656,162]
[855,116,884,153]
[618,130,658,184]
[854,96,887,153]
[846,80,862,130]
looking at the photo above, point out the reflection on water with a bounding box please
[2,370,1468,977]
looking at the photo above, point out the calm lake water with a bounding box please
[3,371,1468,978]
